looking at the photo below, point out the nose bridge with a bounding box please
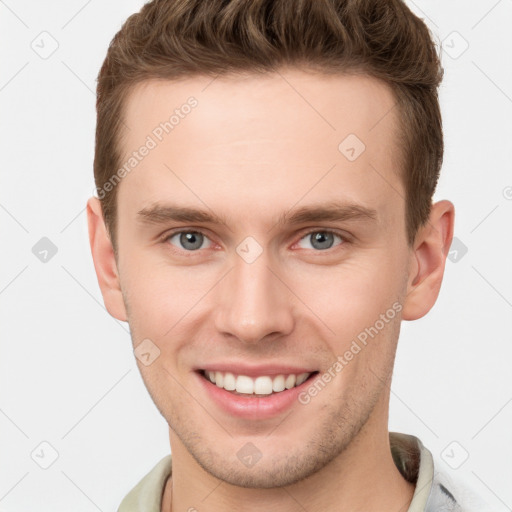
[213,240,294,344]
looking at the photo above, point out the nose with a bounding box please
[213,244,295,345]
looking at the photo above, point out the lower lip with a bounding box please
[196,371,317,419]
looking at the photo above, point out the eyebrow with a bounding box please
[137,201,378,229]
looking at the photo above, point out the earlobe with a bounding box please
[86,197,128,322]
[402,200,455,321]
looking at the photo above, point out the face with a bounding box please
[101,69,417,487]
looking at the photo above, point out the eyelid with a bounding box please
[296,227,349,240]
[161,227,211,239]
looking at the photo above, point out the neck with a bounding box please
[162,397,415,512]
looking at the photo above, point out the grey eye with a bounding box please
[168,231,211,251]
[297,231,343,251]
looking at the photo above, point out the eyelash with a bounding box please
[161,228,350,255]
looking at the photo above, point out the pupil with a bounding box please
[312,232,333,250]
[181,232,203,250]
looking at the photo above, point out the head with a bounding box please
[88,0,454,489]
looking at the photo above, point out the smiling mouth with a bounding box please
[198,369,320,397]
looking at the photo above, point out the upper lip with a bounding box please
[197,363,318,378]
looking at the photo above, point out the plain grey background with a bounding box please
[1,0,511,510]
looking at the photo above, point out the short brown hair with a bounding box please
[94,0,443,249]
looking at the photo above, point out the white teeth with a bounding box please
[296,372,310,386]
[254,376,273,395]
[272,375,286,392]
[204,370,313,395]
[235,375,254,394]
[223,372,236,391]
[285,374,296,389]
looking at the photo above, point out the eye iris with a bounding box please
[180,232,203,250]
[311,232,334,250]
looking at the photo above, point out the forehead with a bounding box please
[117,69,403,225]
[122,69,399,148]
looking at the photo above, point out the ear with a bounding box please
[87,197,128,322]
[402,200,455,321]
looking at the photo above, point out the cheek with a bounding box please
[290,255,405,332]
[120,254,216,338]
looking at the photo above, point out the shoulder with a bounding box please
[426,469,493,512]
[390,432,492,512]
[117,455,172,512]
